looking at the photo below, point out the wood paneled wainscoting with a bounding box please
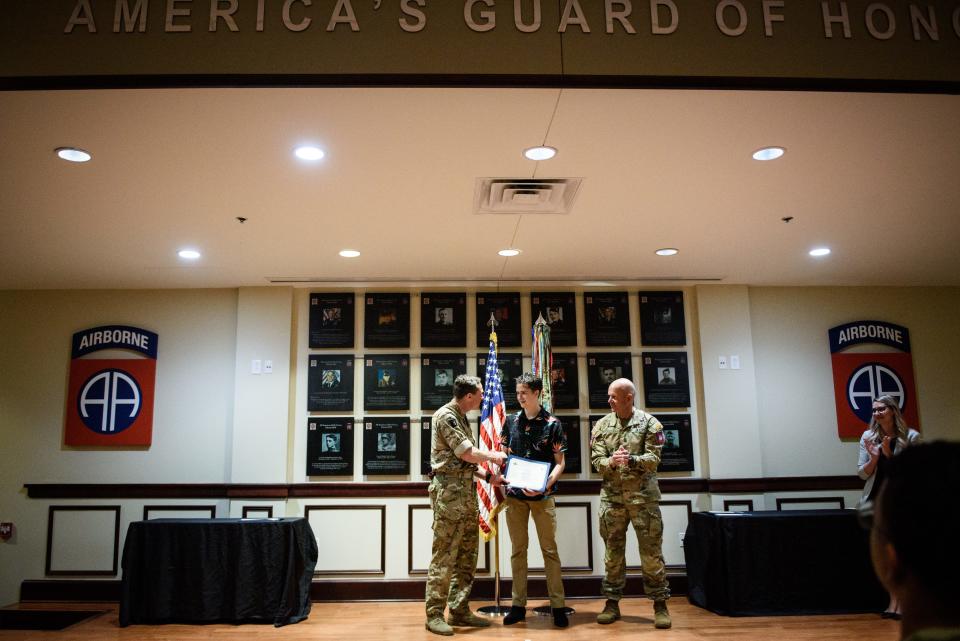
[22,476,865,603]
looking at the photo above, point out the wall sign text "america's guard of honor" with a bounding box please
[64,325,158,446]
[828,320,919,439]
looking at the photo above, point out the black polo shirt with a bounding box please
[501,407,567,501]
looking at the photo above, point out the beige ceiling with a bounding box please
[1,87,958,290]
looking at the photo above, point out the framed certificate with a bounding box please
[504,455,551,493]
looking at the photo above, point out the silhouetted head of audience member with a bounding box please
[868,441,960,639]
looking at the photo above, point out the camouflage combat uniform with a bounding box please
[590,408,670,602]
[425,399,480,620]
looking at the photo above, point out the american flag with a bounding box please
[477,331,507,540]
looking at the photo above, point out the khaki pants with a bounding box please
[504,495,565,608]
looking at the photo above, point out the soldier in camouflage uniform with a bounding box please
[590,378,672,629]
[425,375,508,636]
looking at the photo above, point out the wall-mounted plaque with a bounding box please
[477,352,523,411]
[531,292,577,347]
[587,352,634,409]
[363,417,411,475]
[363,354,410,410]
[420,417,433,476]
[558,415,582,474]
[639,291,686,346]
[306,417,354,476]
[421,293,467,348]
[549,352,580,410]
[641,352,691,408]
[307,354,354,412]
[309,293,355,349]
[364,293,410,348]
[476,292,522,347]
[584,291,631,346]
[421,354,467,411]
[654,413,694,472]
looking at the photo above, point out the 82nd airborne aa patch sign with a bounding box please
[828,320,919,439]
[64,325,158,446]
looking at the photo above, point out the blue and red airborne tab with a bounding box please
[65,325,158,447]
[828,320,919,439]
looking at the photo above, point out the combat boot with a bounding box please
[447,611,491,627]
[596,599,621,624]
[426,616,454,636]
[653,599,672,629]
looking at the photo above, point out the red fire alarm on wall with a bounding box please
[0,523,12,541]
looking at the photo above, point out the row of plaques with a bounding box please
[309,352,691,412]
[309,291,686,349]
[306,414,694,477]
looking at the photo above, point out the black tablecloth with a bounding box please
[120,518,317,626]
[685,510,886,616]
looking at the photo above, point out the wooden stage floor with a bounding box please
[1,598,900,641]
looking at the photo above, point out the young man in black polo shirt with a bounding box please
[501,373,568,628]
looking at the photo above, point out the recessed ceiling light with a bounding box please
[655,248,679,256]
[752,146,785,161]
[339,249,360,258]
[178,249,201,260]
[809,247,831,257]
[294,145,325,161]
[523,146,557,161]
[56,147,91,163]
[498,248,521,257]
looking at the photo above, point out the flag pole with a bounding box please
[478,313,510,617]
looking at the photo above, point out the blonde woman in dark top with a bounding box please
[857,394,921,619]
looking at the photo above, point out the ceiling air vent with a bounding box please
[475,178,582,214]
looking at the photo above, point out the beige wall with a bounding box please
[0,289,239,605]
[750,286,960,477]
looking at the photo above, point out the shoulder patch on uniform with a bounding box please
[655,431,665,445]
[446,417,458,428]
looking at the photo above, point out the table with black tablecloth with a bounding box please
[684,510,886,616]
[120,518,317,626]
